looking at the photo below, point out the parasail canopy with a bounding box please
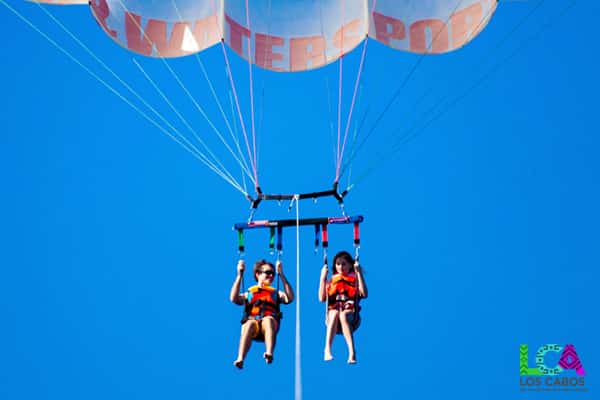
[31,0,497,71]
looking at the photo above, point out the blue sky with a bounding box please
[1,1,599,399]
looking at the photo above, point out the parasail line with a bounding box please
[326,76,339,172]
[192,54,248,173]
[343,0,464,178]
[140,59,252,185]
[384,0,565,157]
[256,86,264,176]
[116,0,253,187]
[347,0,576,191]
[31,2,233,179]
[342,104,370,176]
[345,84,365,189]
[191,52,256,186]
[294,195,303,400]
[335,0,345,180]
[244,0,259,182]
[209,0,258,188]
[230,91,249,195]
[210,0,256,181]
[339,0,517,179]
[2,0,247,194]
[335,0,380,181]
[255,0,274,176]
[345,0,468,173]
[169,0,255,186]
[132,58,241,187]
[335,36,369,181]
[318,1,338,171]
[339,87,432,179]
[220,41,259,188]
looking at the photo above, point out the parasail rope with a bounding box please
[115,0,249,185]
[335,0,345,181]
[334,0,377,182]
[194,54,250,175]
[229,91,249,195]
[347,0,575,190]
[220,43,259,187]
[167,0,256,186]
[244,0,259,180]
[198,53,256,185]
[255,0,274,177]
[326,77,339,172]
[35,0,246,192]
[132,59,240,187]
[33,2,244,189]
[294,195,302,400]
[1,0,247,195]
[345,84,365,189]
[338,0,469,178]
[335,37,368,181]
[318,2,338,171]
[211,0,259,188]
[153,57,251,183]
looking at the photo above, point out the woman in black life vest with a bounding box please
[230,259,294,369]
[319,251,368,364]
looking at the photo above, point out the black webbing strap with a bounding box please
[247,182,348,211]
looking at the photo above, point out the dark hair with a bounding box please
[253,259,275,282]
[332,251,354,273]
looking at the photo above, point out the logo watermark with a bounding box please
[520,344,587,392]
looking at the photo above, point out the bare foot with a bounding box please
[347,357,357,364]
[263,353,273,364]
[324,351,334,361]
[233,359,244,369]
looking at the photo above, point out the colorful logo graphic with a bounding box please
[520,344,587,392]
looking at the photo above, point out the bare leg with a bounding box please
[262,316,278,364]
[339,310,356,364]
[234,320,257,369]
[324,309,339,361]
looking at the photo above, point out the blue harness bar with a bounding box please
[234,215,364,231]
[234,216,364,255]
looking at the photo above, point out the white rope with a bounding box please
[131,58,240,186]
[168,0,256,186]
[114,0,254,188]
[33,3,233,183]
[1,0,249,195]
[294,195,302,400]
[193,53,256,184]
[115,0,244,187]
[158,58,255,184]
[230,91,248,195]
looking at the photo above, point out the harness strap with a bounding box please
[237,229,245,254]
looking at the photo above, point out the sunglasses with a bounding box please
[259,270,275,276]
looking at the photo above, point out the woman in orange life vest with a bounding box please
[230,259,294,369]
[319,251,368,364]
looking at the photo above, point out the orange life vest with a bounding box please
[327,273,362,333]
[243,285,281,321]
[327,273,357,307]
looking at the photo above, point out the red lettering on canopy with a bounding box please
[191,15,219,51]
[333,19,363,53]
[409,19,449,53]
[290,36,326,71]
[372,12,406,46]
[125,14,192,57]
[225,14,251,57]
[255,33,285,71]
[90,0,116,39]
[451,1,484,49]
